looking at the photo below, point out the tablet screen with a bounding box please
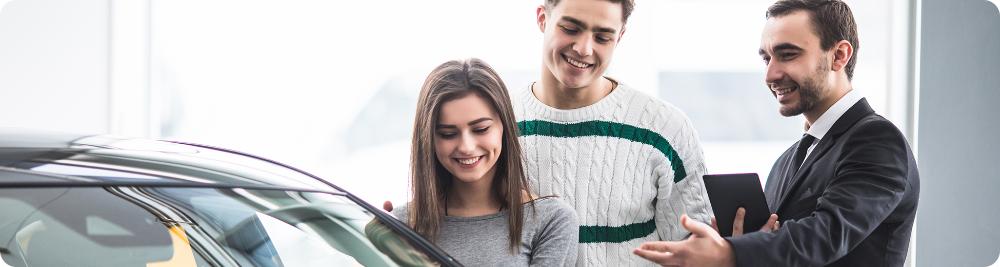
[703,173,771,237]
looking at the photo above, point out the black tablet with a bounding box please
[703,173,771,237]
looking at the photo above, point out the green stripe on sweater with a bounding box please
[579,219,656,243]
[517,120,687,183]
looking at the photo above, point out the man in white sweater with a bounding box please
[517,0,714,265]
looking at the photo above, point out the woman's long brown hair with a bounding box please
[408,58,532,253]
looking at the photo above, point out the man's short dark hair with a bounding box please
[545,0,636,24]
[767,0,859,80]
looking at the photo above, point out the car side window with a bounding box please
[0,188,210,267]
[0,187,442,267]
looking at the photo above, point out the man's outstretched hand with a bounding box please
[633,215,736,267]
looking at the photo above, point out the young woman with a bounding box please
[393,58,578,266]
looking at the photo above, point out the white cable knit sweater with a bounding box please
[514,81,713,266]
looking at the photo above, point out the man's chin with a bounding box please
[558,76,595,90]
[779,106,804,117]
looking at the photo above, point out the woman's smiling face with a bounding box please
[434,93,504,185]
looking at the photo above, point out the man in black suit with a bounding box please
[633,0,920,266]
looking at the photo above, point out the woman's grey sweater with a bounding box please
[393,197,578,266]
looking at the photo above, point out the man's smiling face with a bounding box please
[759,10,833,117]
[538,0,624,90]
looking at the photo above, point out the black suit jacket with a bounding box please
[727,99,920,266]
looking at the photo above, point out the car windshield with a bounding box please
[0,187,438,267]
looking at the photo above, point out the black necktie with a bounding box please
[792,134,816,172]
[776,134,817,202]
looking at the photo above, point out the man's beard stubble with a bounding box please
[779,58,828,117]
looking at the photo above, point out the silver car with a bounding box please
[0,130,460,267]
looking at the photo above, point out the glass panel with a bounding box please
[151,0,900,199]
[0,187,442,267]
[647,0,898,183]
[148,187,439,267]
[0,188,209,267]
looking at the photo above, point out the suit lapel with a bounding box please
[776,98,876,211]
[766,147,795,210]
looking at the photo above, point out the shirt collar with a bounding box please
[806,89,864,140]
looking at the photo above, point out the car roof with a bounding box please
[0,128,341,192]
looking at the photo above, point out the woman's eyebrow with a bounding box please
[437,117,493,129]
[467,118,493,125]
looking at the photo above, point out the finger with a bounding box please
[733,207,745,236]
[640,241,678,252]
[682,214,716,238]
[633,248,680,266]
[711,216,719,232]
[383,201,394,212]
[760,214,779,232]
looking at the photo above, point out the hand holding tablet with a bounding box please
[703,173,780,237]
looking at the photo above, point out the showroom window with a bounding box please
[142,0,913,207]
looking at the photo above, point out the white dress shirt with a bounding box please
[803,89,864,158]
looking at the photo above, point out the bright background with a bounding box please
[147,0,909,207]
[4,0,998,266]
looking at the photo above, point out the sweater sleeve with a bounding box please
[654,108,714,241]
[529,199,580,267]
